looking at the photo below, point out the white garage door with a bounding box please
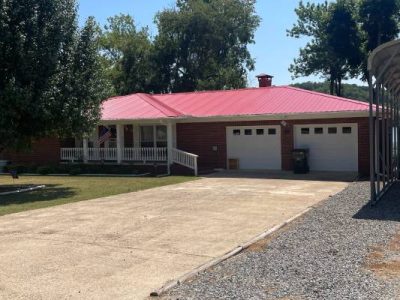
[226,126,281,170]
[294,124,358,171]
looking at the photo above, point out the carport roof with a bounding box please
[101,86,370,121]
[368,39,400,96]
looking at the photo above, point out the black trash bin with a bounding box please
[292,149,309,174]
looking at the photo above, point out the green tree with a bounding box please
[359,0,400,80]
[291,81,369,102]
[100,14,154,95]
[325,0,362,95]
[153,0,260,93]
[288,1,362,96]
[55,17,111,137]
[0,0,109,152]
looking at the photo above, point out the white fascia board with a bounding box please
[100,118,180,125]
[100,111,371,125]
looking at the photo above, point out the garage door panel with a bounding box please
[227,126,281,170]
[294,124,358,171]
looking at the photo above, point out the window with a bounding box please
[314,127,323,134]
[268,128,277,135]
[328,127,337,134]
[244,129,252,135]
[301,128,310,134]
[140,125,168,148]
[233,129,241,136]
[256,129,264,135]
[342,127,352,134]
[156,126,167,147]
[140,126,154,147]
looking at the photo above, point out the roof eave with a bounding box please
[174,110,370,123]
[101,110,370,124]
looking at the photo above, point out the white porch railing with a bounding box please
[123,147,167,162]
[172,148,199,176]
[61,147,167,162]
[88,148,118,161]
[61,148,84,161]
[61,147,199,176]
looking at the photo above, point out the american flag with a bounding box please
[98,127,112,145]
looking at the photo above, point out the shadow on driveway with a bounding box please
[207,170,359,182]
[0,184,76,206]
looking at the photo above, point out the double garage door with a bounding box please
[226,123,358,171]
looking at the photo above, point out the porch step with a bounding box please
[197,168,216,175]
[171,164,215,176]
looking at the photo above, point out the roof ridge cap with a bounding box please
[136,93,184,116]
[283,86,369,106]
[153,86,274,97]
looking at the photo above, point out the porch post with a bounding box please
[83,137,89,163]
[133,125,140,148]
[116,124,124,164]
[167,122,173,174]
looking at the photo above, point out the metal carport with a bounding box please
[368,39,400,203]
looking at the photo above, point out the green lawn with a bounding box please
[0,175,195,216]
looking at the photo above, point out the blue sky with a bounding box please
[78,0,363,87]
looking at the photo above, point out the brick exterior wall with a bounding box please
[2,138,61,165]
[1,117,370,175]
[176,117,370,175]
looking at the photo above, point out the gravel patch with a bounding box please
[163,181,400,300]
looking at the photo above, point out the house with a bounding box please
[2,74,370,175]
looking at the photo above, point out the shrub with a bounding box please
[69,167,82,176]
[26,165,38,173]
[37,166,53,175]
[4,164,28,174]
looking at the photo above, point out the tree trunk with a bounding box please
[334,79,338,96]
[329,77,334,95]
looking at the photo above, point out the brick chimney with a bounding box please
[256,73,273,87]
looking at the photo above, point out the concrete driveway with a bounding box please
[0,171,351,299]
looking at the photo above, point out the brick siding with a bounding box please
[2,117,370,175]
[2,138,61,165]
[176,117,370,175]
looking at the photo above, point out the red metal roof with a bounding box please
[101,86,369,120]
[101,93,182,120]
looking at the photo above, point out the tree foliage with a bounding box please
[59,17,111,137]
[99,14,154,95]
[291,81,369,102]
[288,0,362,96]
[289,0,400,92]
[153,0,260,93]
[359,0,400,79]
[0,0,110,151]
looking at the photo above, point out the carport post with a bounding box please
[369,75,376,202]
[368,39,400,203]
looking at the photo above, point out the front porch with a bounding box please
[60,122,199,175]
